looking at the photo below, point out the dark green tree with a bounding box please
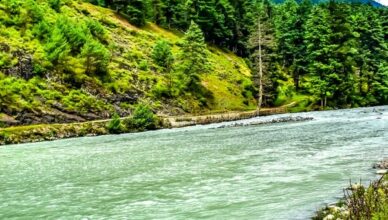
[81,38,111,75]
[179,21,209,83]
[125,0,147,26]
[152,40,174,71]
[304,6,334,108]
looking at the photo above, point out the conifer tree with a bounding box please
[152,40,174,72]
[179,21,209,89]
[304,6,333,108]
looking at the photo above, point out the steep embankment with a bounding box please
[0,1,256,127]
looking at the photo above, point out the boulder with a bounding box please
[0,114,19,124]
[376,170,387,175]
[373,158,388,169]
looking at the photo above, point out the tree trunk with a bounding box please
[258,17,263,112]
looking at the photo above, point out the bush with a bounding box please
[125,104,157,131]
[152,40,174,71]
[152,82,170,98]
[139,60,149,71]
[107,113,124,134]
[48,0,63,12]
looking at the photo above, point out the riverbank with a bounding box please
[0,103,297,145]
[313,159,388,220]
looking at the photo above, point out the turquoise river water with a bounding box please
[0,106,387,219]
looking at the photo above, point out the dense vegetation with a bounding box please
[0,0,387,127]
[0,0,255,126]
[89,0,388,109]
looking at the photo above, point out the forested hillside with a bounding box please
[89,0,387,109]
[0,0,256,126]
[0,0,387,127]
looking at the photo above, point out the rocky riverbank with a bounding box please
[0,105,298,145]
[313,159,388,220]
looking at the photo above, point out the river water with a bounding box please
[0,107,387,219]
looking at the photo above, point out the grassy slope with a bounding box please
[0,1,255,126]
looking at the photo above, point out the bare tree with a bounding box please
[248,3,275,111]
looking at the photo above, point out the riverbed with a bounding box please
[0,106,387,219]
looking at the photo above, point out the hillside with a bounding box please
[272,0,385,7]
[1,0,387,128]
[0,1,256,127]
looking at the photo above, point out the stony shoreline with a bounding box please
[313,158,388,220]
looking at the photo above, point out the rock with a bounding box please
[323,214,335,220]
[328,205,340,213]
[373,158,388,169]
[0,114,19,126]
[376,169,387,175]
[349,183,363,191]
[4,50,34,80]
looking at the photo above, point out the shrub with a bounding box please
[139,60,149,71]
[152,82,170,98]
[81,38,110,75]
[48,0,63,12]
[125,104,157,131]
[85,18,107,42]
[107,113,123,134]
[152,40,174,71]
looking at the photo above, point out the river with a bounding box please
[0,106,387,219]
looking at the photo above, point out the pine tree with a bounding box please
[81,38,111,75]
[353,5,387,105]
[304,6,334,108]
[162,0,187,30]
[179,21,209,89]
[327,1,358,106]
[125,0,147,26]
[152,40,174,72]
[274,0,298,68]
[149,0,166,26]
[371,64,388,104]
[293,0,312,90]
[229,0,255,56]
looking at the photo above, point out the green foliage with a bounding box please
[152,40,174,71]
[125,0,147,26]
[87,0,388,109]
[139,60,149,71]
[0,0,255,124]
[346,175,388,219]
[1,0,386,127]
[81,38,110,75]
[372,64,388,104]
[179,21,209,88]
[85,18,108,42]
[107,113,124,134]
[125,104,157,131]
[48,0,64,12]
[62,90,110,114]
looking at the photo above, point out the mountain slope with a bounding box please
[272,0,385,7]
[0,1,256,126]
